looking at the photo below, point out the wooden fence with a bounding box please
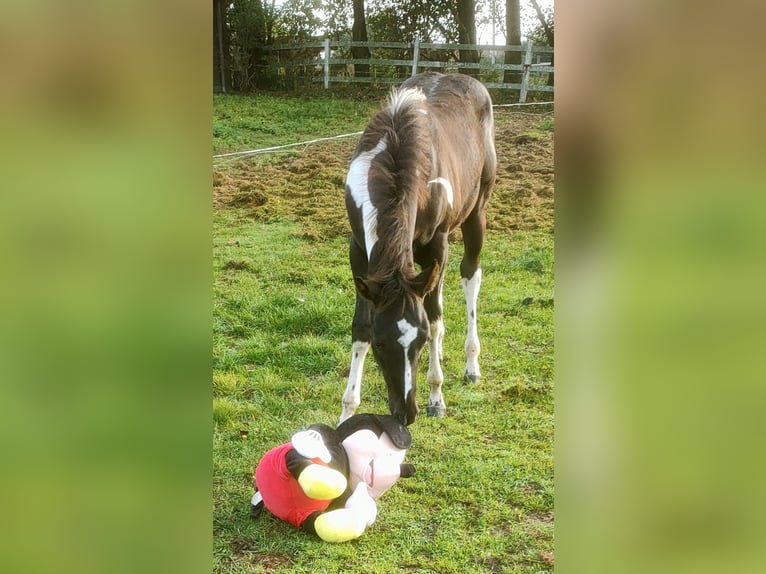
[261,39,553,102]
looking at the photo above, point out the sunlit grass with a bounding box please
[213,94,378,154]
[213,212,553,573]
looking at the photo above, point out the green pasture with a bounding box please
[213,94,554,573]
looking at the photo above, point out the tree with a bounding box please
[504,0,522,97]
[528,0,553,45]
[527,0,554,88]
[324,0,352,41]
[352,0,371,77]
[213,0,230,92]
[455,0,479,76]
[273,0,322,41]
[228,0,266,91]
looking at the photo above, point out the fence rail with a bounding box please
[261,39,553,101]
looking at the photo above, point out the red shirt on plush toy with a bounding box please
[251,413,415,542]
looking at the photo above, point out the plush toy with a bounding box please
[250,413,415,542]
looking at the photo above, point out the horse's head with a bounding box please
[354,262,440,425]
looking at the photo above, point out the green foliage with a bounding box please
[228,0,267,90]
[368,0,458,43]
[273,0,323,41]
[525,4,554,46]
[323,0,353,40]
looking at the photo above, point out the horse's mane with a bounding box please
[362,87,431,296]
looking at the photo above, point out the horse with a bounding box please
[339,72,496,426]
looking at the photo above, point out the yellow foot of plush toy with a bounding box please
[314,509,368,543]
[298,464,347,500]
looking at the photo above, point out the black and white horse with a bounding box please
[340,72,496,426]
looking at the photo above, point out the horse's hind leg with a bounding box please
[460,207,487,383]
[460,112,495,383]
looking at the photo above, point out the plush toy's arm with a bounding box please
[285,424,350,479]
[291,429,331,462]
[345,482,377,525]
[284,426,349,500]
[302,483,378,543]
[312,508,368,543]
[297,463,347,500]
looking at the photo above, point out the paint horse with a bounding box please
[340,72,496,426]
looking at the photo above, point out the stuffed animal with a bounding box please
[250,413,415,542]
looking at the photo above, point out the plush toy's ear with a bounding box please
[336,413,412,449]
[372,414,412,449]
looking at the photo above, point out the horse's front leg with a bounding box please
[416,234,448,417]
[425,285,446,417]
[340,239,371,423]
[340,295,371,423]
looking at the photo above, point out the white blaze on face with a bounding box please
[347,138,388,259]
[428,177,454,208]
[396,318,419,399]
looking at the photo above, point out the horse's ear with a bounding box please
[413,260,441,298]
[354,276,381,304]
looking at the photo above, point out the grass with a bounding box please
[213,94,378,154]
[213,94,554,573]
[539,118,554,132]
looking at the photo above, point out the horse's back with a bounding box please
[403,73,496,220]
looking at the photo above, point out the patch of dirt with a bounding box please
[213,109,553,238]
[228,537,293,571]
[539,550,555,568]
[527,509,555,525]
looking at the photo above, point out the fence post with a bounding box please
[323,38,330,89]
[519,41,534,103]
[411,37,420,77]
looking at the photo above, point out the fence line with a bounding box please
[213,101,553,161]
[213,131,364,160]
[262,39,553,101]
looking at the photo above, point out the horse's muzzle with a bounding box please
[392,400,419,426]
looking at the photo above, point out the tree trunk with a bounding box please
[504,0,522,98]
[547,52,554,89]
[455,0,479,77]
[529,0,554,88]
[213,0,227,93]
[352,0,371,77]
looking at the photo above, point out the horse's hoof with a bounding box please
[426,405,446,417]
[464,373,480,383]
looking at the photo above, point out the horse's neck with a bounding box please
[369,205,417,279]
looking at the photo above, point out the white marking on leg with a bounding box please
[427,318,446,413]
[461,269,483,380]
[340,341,369,423]
[347,138,388,259]
[428,177,454,208]
[396,319,418,399]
